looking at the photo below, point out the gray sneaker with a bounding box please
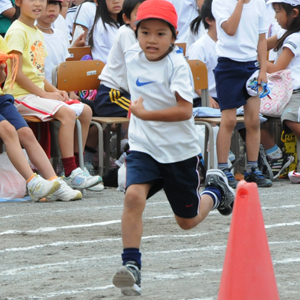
[113,261,141,296]
[204,169,235,216]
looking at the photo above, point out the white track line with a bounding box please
[1,201,300,220]
[1,217,300,236]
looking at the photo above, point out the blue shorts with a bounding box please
[0,94,28,130]
[125,151,201,219]
[94,84,131,117]
[214,58,259,111]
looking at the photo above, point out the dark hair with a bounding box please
[200,0,214,30]
[12,6,20,23]
[48,1,62,10]
[190,15,201,35]
[274,3,300,51]
[89,0,124,50]
[122,0,146,21]
[135,19,177,40]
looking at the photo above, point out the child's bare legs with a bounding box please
[217,108,237,163]
[53,106,76,158]
[243,96,260,161]
[122,185,214,246]
[175,195,214,230]
[122,184,149,248]
[0,121,33,180]
[74,104,93,152]
[17,127,57,179]
[261,127,276,150]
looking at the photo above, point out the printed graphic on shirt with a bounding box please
[30,40,45,75]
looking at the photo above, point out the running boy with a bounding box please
[212,0,272,188]
[112,0,235,296]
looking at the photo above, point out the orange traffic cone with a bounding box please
[218,180,280,300]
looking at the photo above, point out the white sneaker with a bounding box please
[27,174,60,202]
[82,167,104,192]
[63,167,101,189]
[46,177,82,201]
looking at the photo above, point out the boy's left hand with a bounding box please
[130,97,146,119]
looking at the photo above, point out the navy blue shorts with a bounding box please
[94,84,131,117]
[0,94,28,130]
[214,58,259,111]
[125,151,201,219]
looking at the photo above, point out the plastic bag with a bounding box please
[0,151,27,199]
[117,163,126,192]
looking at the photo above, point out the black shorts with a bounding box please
[125,151,201,219]
[0,94,28,130]
[94,84,131,117]
[214,58,259,111]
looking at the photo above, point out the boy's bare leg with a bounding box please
[243,96,260,161]
[53,106,76,158]
[74,105,93,152]
[122,183,150,248]
[0,121,33,180]
[175,195,214,230]
[17,127,57,179]
[217,108,237,163]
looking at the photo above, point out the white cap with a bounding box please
[267,0,300,6]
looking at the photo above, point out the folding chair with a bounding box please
[52,60,129,176]
[67,46,92,61]
[187,59,245,171]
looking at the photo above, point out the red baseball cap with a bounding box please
[134,0,178,30]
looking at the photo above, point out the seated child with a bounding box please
[3,0,102,190]
[94,0,145,117]
[37,0,105,192]
[0,39,82,201]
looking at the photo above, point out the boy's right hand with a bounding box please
[43,91,65,101]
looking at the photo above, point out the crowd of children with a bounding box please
[1,0,300,295]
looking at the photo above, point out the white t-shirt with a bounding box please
[188,33,217,98]
[90,19,118,63]
[99,25,136,92]
[53,14,70,47]
[166,0,198,43]
[66,5,77,41]
[74,2,96,44]
[0,0,13,14]
[212,0,268,62]
[125,43,201,163]
[276,30,300,90]
[42,28,70,84]
[186,21,207,58]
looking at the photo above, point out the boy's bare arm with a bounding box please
[221,0,245,36]
[257,33,267,84]
[130,92,193,122]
